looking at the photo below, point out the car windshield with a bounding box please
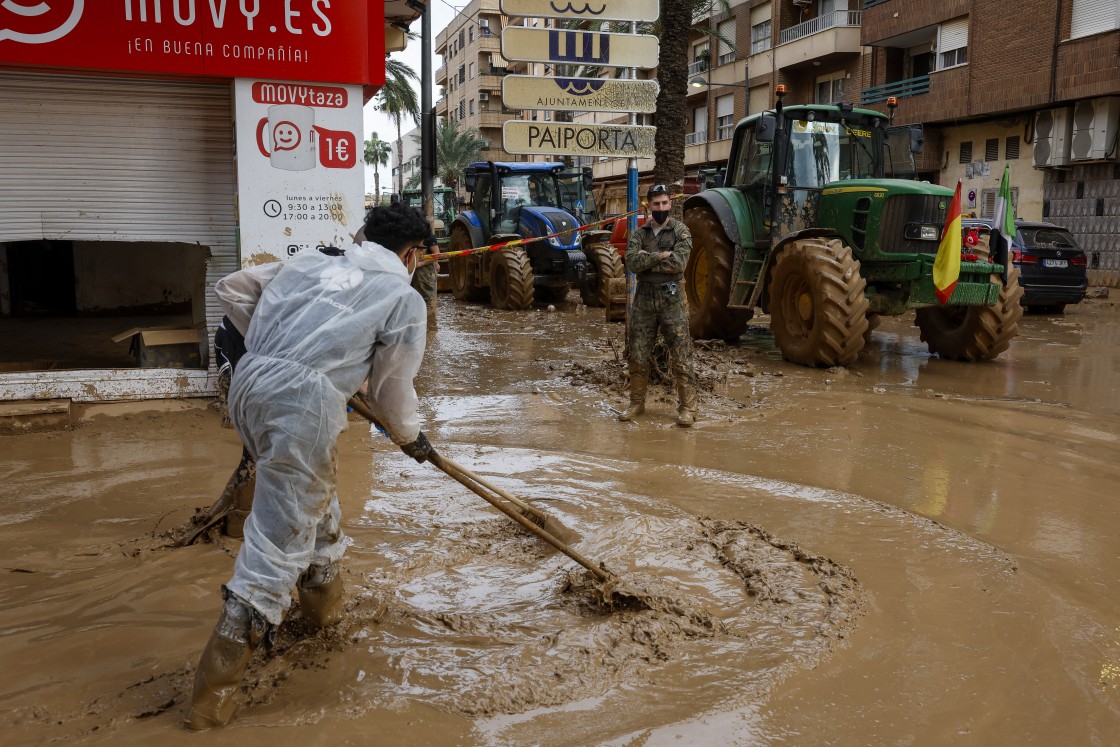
[786,119,878,188]
[1018,227,1078,250]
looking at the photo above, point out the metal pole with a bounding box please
[625,20,638,331]
[420,1,435,226]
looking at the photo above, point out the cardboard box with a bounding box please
[112,327,203,369]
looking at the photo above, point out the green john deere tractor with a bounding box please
[684,95,1023,366]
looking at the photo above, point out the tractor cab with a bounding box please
[448,161,623,311]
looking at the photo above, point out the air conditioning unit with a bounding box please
[479,92,490,102]
[1071,96,1120,161]
[792,0,812,6]
[1033,107,1073,168]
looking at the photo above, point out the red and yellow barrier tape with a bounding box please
[424,193,686,262]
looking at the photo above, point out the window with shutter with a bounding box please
[718,20,737,65]
[1005,136,1020,160]
[985,138,999,162]
[716,94,736,140]
[959,141,973,163]
[1071,0,1118,39]
[937,16,969,70]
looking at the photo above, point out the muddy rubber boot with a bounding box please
[618,370,649,422]
[297,563,344,629]
[676,383,697,427]
[187,597,268,731]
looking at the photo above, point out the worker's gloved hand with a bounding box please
[400,432,434,463]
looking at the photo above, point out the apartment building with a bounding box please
[592,0,867,211]
[859,0,1120,285]
[435,0,523,166]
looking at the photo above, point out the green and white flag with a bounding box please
[993,164,1016,281]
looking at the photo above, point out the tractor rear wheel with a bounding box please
[490,248,535,310]
[580,242,623,307]
[769,238,869,367]
[915,268,1024,361]
[449,225,488,302]
[683,205,753,341]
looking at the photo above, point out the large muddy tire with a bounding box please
[683,205,753,342]
[580,243,623,307]
[449,225,488,302]
[490,247,535,310]
[769,238,869,367]
[915,267,1024,361]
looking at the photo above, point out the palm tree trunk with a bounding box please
[654,0,690,193]
[374,168,381,206]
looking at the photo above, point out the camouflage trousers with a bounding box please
[411,262,438,329]
[627,282,696,386]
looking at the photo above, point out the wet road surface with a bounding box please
[1,296,1118,745]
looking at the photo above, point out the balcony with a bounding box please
[775,11,862,70]
[779,10,862,45]
[435,64,446,85]
[685,131,708,146]
[688,58,710,76]
[860,74,931,105]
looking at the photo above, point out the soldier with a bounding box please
[620,184,698,427]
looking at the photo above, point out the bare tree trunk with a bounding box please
[374,168,381,206]
[654,0,690,196]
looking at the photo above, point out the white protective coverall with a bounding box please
[214,241,426,625]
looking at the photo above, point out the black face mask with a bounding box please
[652,209,670,224]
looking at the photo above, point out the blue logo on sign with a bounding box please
[556,78,607,95]
[549,2,606,13]
[548,30,609,64]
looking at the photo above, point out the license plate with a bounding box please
[1043,259,1068,268]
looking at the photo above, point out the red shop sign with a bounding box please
[0,1,385,87]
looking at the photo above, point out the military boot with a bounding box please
[297,563,344,629]
[676,382,698,427]
[187,595,269,731]
[618,370,649,422]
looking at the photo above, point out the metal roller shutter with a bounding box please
[0,72,236,401]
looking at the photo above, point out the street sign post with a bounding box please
[499,0,659,23]
[502,121,655,157]
[502,75,658,114]
[500,27,659,70]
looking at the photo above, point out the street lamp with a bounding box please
[689,75,750,89]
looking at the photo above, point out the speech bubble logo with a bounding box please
[272,121,302,152]
[0,0,84,44]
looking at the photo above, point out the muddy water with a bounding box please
[2,297,1119,745]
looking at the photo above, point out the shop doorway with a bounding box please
[0,240,209,372]
[7,240,77,316]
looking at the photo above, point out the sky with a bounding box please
[363,1,460,195]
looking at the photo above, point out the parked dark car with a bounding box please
[962,219,1088,313]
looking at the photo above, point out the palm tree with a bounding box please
[654,1,733,193]
[411,118,486,198]
[364,133,391,205]
[374,57,420,195]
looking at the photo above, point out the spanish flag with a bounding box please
[933,181,962,304]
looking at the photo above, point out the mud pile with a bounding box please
[212,512,865,721]
[561,333,761,404]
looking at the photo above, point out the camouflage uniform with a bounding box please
[622,218,698,425]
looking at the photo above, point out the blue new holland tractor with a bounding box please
[448,161,621,310]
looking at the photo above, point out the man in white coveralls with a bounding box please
[188,202,435,730]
